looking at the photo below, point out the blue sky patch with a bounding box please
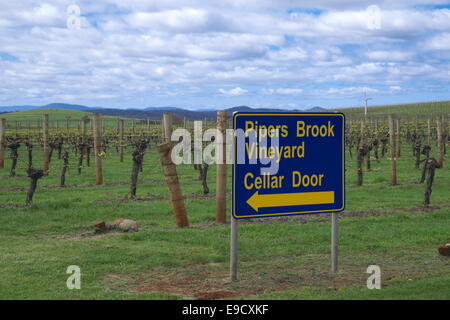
[0,52,18,62]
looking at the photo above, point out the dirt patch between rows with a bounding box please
[104,251,448,299]
[0,179,164,192]
[222,203,450,227]
[0,203,27,209]
[348,179,448,188]
[104,261,365,299]
[90,193,219,204]
[51,231,126,242]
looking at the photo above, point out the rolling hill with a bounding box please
[0,104,325,121]
[337,101,450,116]
[1,101,449,122]
[0,109,117,122]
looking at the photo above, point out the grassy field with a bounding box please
[337,100,450,116]
[0,135,449,300]
[2,100,449,124]
[0,109,147,134]
[0,109,102,122]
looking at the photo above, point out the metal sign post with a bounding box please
[331,212,339,273]
[230,216,238,281]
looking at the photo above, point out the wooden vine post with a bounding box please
[43,114,50,176]
[388,115,397,185]
[395,117,401,158]
[163,113,173,143]
[119,119,124,163]
[436,119,443,168]
[0,118,5,169]
[360,118,365,146]
[93,114,103,185]
[158,113,188,226]
[82,116,89,158]
[158,142,189,227]
[216,111,227,224]
[357,119,365,186]
[427,117,432,146]
[82,116,88,139]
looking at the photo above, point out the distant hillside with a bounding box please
[91,107,218,121]
[337,101,450,116]
[92,105,328,120]
[3,100,448,121]
[0,103,94,113]
[0,108,117,122]
[143,106,185,111]
[0,105,37,112]
[226,106,297,113]
[308,106,326,111]
[39,103,93,112]
[1,104,331,122]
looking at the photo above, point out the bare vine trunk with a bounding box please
[424,158,440,206]
[60,152,69,187]
[26,168,44,206]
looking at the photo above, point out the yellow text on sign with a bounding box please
[292,171,325,187]
[244,172,326,190]
[296,121,335,137]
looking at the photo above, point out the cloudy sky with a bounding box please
[1,1,450,110]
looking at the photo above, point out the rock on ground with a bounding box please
[111,218,139,232]
[438,244,450,256]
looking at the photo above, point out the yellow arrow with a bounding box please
[247,191,335,212]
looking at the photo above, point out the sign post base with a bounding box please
[331,212,339,273]
[230,217,238,281]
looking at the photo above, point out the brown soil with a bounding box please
[0,179,164,192]
[0,203,27,209]
[234,203,450,226]
[104,251,447,300]
[350,179,448,188]
[90,193,217,204]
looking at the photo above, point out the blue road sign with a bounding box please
[232,112,345,219]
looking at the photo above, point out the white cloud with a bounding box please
[268,47,308,61]
[0,1,449,107]
[126,8,232,33]
[326,87,379,96]
[17,3,61,25]
[423,32,450,50]
[262,88,303,95]
[389,86,403,93]
[219,87,248,96]
[366,50,414,61]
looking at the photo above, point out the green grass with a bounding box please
[0,109,106,122]
[0,109,152,136]
[0,108,139,130]
[337,100,450,116]
[0,140,449,300]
